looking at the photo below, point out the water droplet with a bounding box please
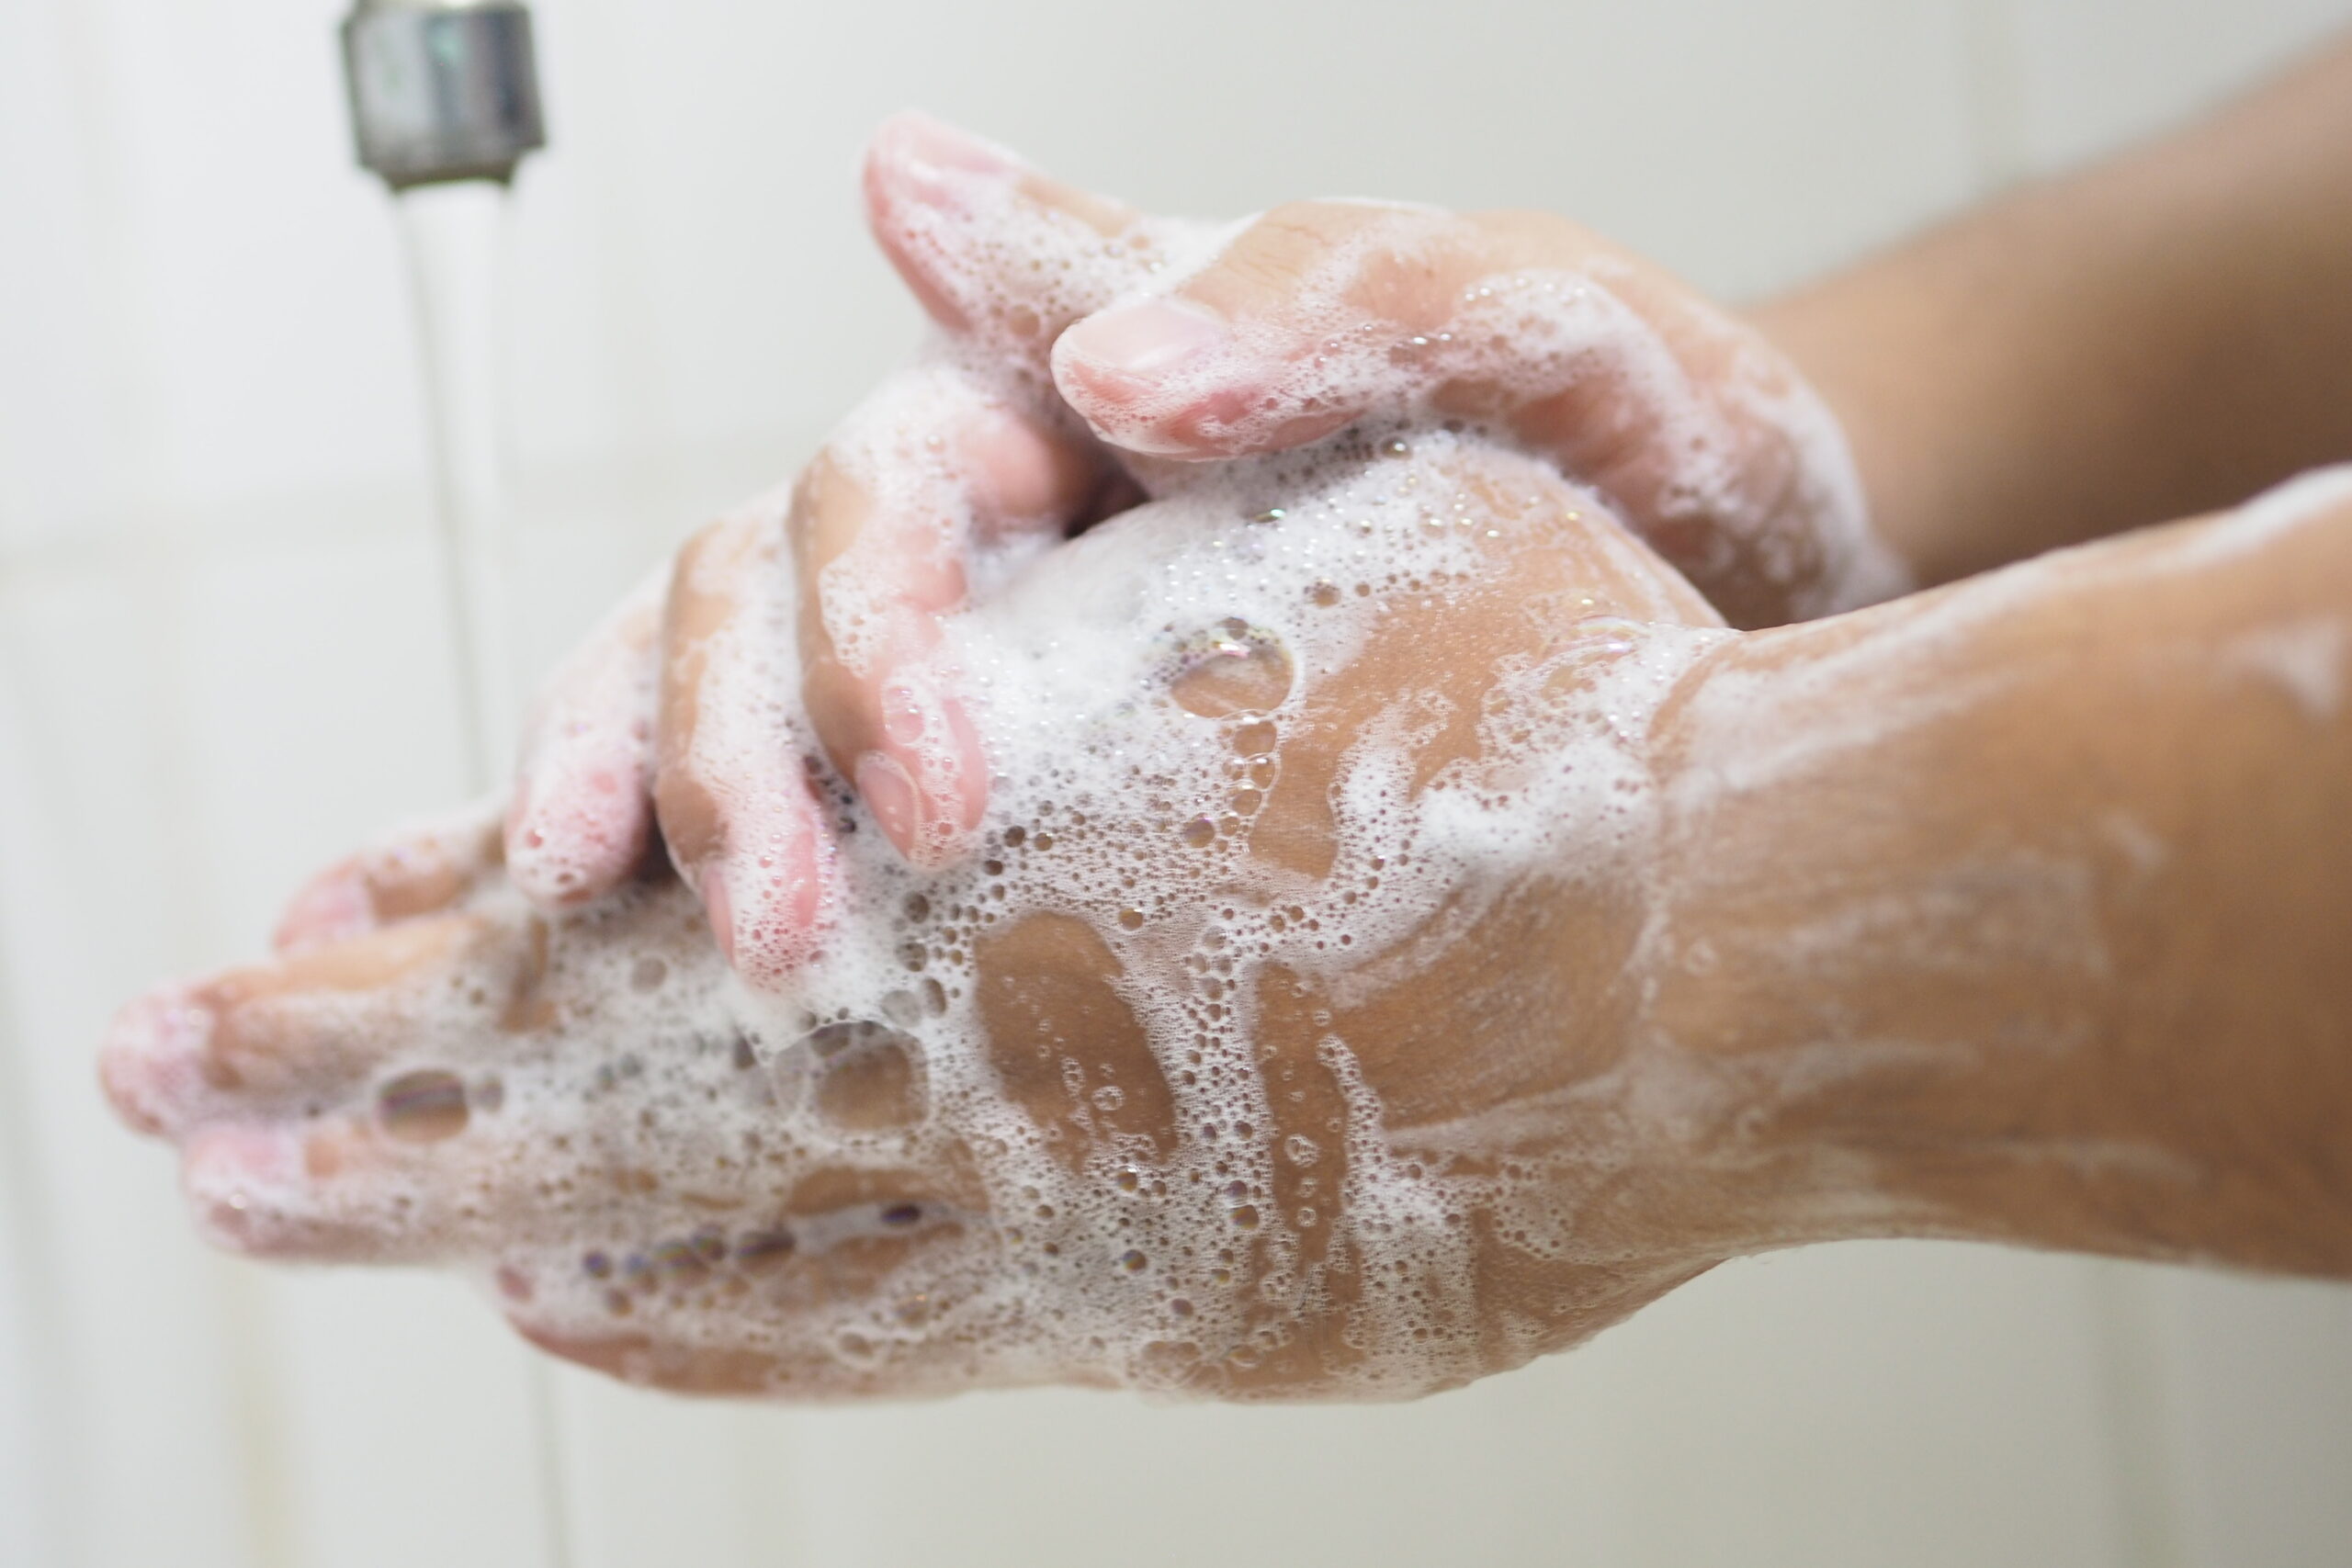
[1172,622,1294,717]
[1283,1134,1320,1167]
[1117,908,1145,931]
[1116,1248,1148,1273]
[1180,817,1216,849]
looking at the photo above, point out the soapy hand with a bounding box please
[102,430,1845,1400]
[492,117,1904,990]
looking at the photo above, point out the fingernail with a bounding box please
[98,992,214,1135]
[1060,298,1229,377]
[184,1124,299,1254]
[855,751,921,858]
[700,863,737,966]
[882,113,1014,189]
[879,681,929,746]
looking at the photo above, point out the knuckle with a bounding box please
[1213,201,1366,299]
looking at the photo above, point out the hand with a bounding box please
[497,115,1906,991]
[104,441,1838,1400]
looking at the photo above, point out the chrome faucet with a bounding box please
[341,0,547,190]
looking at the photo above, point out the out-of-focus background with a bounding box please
[4,1,2351,1564]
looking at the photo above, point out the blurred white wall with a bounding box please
[4,1,2351,1565]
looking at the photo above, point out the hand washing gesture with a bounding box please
[107,423,1814,1397]
[104,116,2352,1401]
[478,118,1904,983]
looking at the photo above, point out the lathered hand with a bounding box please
[499,116,1905,990]
[104,435,1817,1399]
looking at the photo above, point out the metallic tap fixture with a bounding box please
[342,0,547,189]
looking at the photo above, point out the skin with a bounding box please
[1755,34,2352,589]
[101,54,2352,1394]
[491,114,1905,974]
[102,463,2352,1396]
[500,38,2352,979]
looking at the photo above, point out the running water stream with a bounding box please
[394,176,573,1568]
[400,180,522,783]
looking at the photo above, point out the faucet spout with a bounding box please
[341,0,547,190]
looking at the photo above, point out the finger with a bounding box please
[862,112,1173,365]
[845,117,1212,863]
[506,574,662,908]
[1050,197,1489,458]
[272,809,501,954]
[788,367,1104,866]
[178,1097,681,1265]
[180,1113,493,1263]
[1050,200,1894,624]
[1049,198,1703,469]
[102,915,485,1138]
[655,495,836,988]
[505,1163,992,1395]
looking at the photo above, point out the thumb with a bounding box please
[1050,199,1501,459]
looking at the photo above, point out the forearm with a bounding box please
[1654,471,2352,1273]
[1752,36,2352,589]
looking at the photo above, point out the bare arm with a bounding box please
[1660,471,2352,1273]
[1754,37,2352,589]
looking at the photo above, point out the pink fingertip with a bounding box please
[98,990,216,1138]
[507,767,647,908]
[182,1122,301,1254]
[720,811,832,993]
[867,111,1015,202]
[947,701,990,834]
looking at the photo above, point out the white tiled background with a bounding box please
[4,2,2350,1564]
